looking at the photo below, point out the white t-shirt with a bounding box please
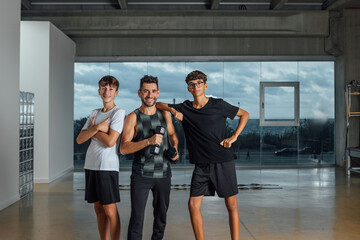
[82,106,125,171]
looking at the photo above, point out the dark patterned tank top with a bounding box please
[132,109,171,178]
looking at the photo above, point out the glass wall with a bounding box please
[74,61,334,169]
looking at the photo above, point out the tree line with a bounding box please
[74,117,334,161]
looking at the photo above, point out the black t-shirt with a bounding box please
[169,97,238,164]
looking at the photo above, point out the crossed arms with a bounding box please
[76,116,120,148]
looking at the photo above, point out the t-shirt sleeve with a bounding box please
[110,109,126,134]
[81,110,97,130]
[168,103,184,112]
[220,99,239,120]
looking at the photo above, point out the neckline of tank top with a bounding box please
[137,108,158,116]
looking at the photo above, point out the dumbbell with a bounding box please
[166,147,179,164]
[150,126,166,155]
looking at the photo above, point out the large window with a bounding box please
[74,61,334,168]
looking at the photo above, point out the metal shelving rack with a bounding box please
[19,91,34,197]
[345,84,360,175]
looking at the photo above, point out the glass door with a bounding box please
[259,82,300,165]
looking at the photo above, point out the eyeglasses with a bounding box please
[188,81,204,89]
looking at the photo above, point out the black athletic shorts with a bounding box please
[190,160,238,198]
[85,169,120,205]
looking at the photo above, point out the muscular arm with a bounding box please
[156,102,183,121]
[220,108,250,148]
[162,111,179,161]
[162,111,178,149]
[120,112,151,155]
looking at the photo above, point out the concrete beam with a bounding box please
[72,36,328,58]
[21,10,329,38]
[21,10,331,58]
[270,0,288,10]
[21,0,31,10]
[211,0,221,10]
[117,0,127,10]
[323,0,352,10]
[76,55,335,62]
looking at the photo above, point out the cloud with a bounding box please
[148,62,186,74]
[75,63,110,76]
[74,61,335,120]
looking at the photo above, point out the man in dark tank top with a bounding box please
[120,75,179,240]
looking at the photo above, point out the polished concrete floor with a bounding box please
[1,167,360,240]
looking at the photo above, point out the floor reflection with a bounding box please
[0,167,359,240]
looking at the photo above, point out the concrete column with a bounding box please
[335,9,360,166]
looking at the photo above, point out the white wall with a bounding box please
[20,22,50,182]
[20,21,75,183]
[49,24,75,181]
[0,0,20,210]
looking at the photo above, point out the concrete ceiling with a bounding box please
[19,0,359,59]
[21,0,360,11]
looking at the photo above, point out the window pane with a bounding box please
[74,61,335,170]
[148,62,188,164]
[261,62,298,82]
[261,126,298,166]
[264,86,295,120]
[110,62,148,115]
[299,62,335,165]
[74,63,111,168]
[185,62,224,98]
[74,63,111,120]
[224,62,261,166]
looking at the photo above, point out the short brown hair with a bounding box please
[98,75,119,91]
[140,75,159,90]
[185,70,207,84]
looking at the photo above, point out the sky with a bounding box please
[74,61,334,120]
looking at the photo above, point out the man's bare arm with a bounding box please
[120,112,163,155]
[162,111,179,160]
[220,108,250,148]
[156,102,183,121]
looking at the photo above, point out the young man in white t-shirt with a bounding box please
[77,75,126,240]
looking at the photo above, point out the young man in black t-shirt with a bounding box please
[156,70,249,240]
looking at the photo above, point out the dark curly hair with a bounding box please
[185,70,207,84]
[140,75,158,90]
[98,75,119,91]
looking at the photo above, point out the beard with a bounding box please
[141,97,157,107]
